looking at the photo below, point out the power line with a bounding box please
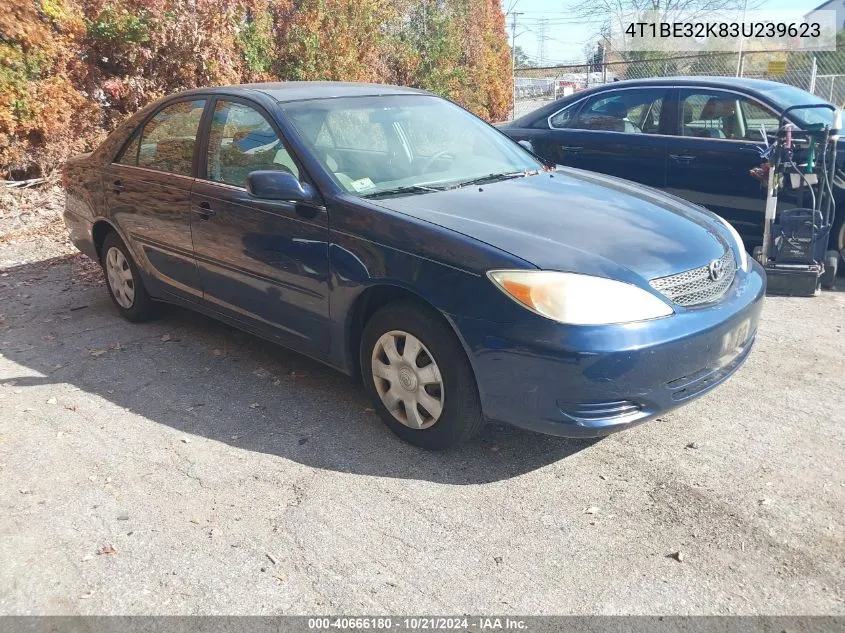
[536,17,548,66]
[518,17,607,24]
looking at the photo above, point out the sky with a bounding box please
[501,0,824,66]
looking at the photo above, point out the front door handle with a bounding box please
[111,180,125,194]
[560,146,583,154]
[194,201,215,220]
[669,154,696,163]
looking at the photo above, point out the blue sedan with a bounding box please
[499,77,845,261]
[62,82,765,449]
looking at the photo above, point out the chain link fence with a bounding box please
[512,50,845,120]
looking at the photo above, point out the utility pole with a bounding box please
[735,0,749,77]
[537,17,548,67]
[510,12,524,121]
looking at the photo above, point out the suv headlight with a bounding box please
[714,215,749,272]
[487,270,674,325]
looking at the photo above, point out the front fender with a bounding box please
[325,197,530,373]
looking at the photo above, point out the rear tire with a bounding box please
[360,300,484,450]
[821,250,839,290]
[100,232,154,322]
[832,209,844,275]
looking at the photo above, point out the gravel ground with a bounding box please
[0,237,844,615]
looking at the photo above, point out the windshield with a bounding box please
[281,95,542,197]
[754,83,834,128]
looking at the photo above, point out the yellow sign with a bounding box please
[767,60,787,76]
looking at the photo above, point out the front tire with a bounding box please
[360,300,484,450]
[100,232,154,322]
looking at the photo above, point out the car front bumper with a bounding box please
[451,261,766,438]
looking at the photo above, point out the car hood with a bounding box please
[375,168,729,281]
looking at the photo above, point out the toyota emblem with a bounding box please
[708,259,724,281]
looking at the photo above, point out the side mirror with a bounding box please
[246,170,317,203]
[517,139,534,153]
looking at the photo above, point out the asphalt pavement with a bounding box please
[0,250,843,614]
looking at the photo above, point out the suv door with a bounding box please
[190,96,330,356]
[103,98,206,299]
[533,87,670,188]
[664,88,781,248]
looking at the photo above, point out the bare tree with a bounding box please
[570,0,761,61]
[567,0,749,20]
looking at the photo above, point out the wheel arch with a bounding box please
[345,283,476,384]
[833,200,845,252]
[91,219,120,260]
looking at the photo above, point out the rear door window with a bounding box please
[116,134,140,166]
[549,104,581,129]
[562,89,666,134]
[137,99,206,176]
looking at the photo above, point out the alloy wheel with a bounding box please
[371,330,444,429]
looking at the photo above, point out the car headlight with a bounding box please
[487,270,674,325]
[714,215,749,272]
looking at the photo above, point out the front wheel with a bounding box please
[360,300,484,450]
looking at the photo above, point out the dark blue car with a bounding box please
[63,82,765,449]
[499,77,845,261]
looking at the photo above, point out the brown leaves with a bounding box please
[1,0,512,178]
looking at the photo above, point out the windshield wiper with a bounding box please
[361,184,443,199]
[446,170,538,189]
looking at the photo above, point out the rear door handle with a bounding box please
[669,154,696,163]
[111,180,125,194]
[194,201,215,220]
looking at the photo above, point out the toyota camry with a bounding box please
[63,82,765,449]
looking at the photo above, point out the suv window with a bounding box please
[552,89,665,133]
[137,99,206,175]
[206,100,299,188]
[679,90,778,141]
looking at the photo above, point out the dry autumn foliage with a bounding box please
[0,0,513,179]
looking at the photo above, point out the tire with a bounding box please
[360,300,484,450]
[100,231,154,322]
[821,250,839,290]
[834,214,845,275]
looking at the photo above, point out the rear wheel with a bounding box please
[101,232,154,322]
[360,300,484,450]
[821,250,839,290]
[835,216,845,275]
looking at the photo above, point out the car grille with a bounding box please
[649,249,737,307]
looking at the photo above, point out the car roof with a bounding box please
[176,81,430,103]
[509,76,811,126]
[592,76,793,91]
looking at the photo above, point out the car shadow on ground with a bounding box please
[0,254,598,484]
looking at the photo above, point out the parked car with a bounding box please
[499,77,845,262]
[63,82,764,450]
